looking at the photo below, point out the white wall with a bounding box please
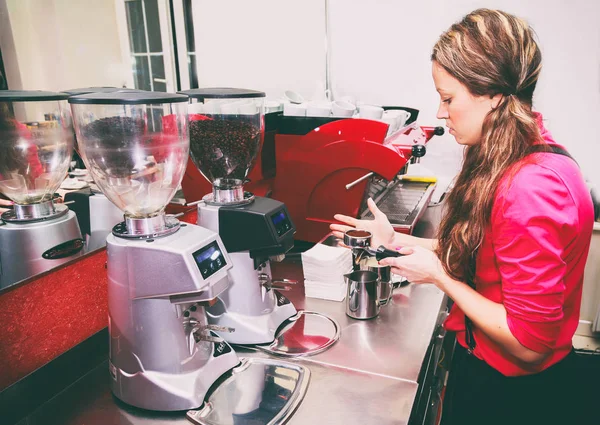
[0,0,129,92]
[582,225,600,326]
[329,0,600,185]
[191,0,327,100]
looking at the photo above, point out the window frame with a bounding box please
[115,0,177,92]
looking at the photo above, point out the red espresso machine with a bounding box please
[179,106,443,243]
[270,109,444,242]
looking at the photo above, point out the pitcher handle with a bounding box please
[348,281,360,312]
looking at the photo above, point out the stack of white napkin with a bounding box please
[301,244,353,302]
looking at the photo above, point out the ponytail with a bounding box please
[432,9,543,281]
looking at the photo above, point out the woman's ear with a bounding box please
[490,93,503,109]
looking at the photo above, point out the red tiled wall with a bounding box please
[0,249,108,390]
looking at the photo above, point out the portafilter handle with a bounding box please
[374,245,405,261]
[353,245,405,268]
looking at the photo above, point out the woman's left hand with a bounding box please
[379,246,446,286]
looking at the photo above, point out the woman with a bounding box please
[331,9,593,425]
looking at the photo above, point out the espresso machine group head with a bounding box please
[69,91,239,411]
[0,90,84,288]
[178,88,298,345]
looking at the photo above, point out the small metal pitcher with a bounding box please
[359,257,393,306]
[344,270,380,320]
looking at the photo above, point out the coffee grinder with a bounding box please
[69,91,240,411]
[179,88,298,345]
[0,91,83,289]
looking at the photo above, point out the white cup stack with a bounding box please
[301,244,353,302]
[332,100,356,118]
[306,101,332,117]
[283,102,307,116]
[358,104,384,120]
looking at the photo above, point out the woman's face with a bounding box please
[432,61,498,146]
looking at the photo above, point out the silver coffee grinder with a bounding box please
[69,91,240,411]
[0,91,83,289]
[179,88,298,345]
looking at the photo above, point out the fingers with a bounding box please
[333,214,359,226]
[367,198,384,219]
[397,246,414,255]
[328,229,352,248]
[331,230,345,240]
[330,223,354,234]
[390,267,404,276]
[378,257,402,269]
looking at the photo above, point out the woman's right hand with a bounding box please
[330,198,396,247]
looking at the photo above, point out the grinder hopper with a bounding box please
[178,88,265,204]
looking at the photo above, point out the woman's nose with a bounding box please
[436,104,448,120]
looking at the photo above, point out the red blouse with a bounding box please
[444,114,595,376]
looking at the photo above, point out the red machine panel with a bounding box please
[271,118,413,242]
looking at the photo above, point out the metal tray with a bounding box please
[236,310,340,357]
[186,357,310,425]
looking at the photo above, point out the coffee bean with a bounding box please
[189,117,260,182]
[80,116,145,177]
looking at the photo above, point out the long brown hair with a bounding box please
[432,9,545,283]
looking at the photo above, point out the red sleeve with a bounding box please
[492,164,577,353]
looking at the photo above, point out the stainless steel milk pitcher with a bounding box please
[344,270,380,320]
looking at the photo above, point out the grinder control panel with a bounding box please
[270,209,293,237]
[218,197,296,257]
[193,241,227,279]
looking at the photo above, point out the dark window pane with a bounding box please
[144,0,162,53]
[126,0,147,53]
[188,54,198,89]
[151,55,165,79]
[183,0,195,52]
[132,56,151,91]
[154,81,167,92]
[151,55,166,92]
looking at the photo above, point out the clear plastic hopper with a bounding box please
[0,91,74,206]
[178,88,265,203]
[69,91,189,221]
[61,87,141,175]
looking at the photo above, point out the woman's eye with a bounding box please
[442,98,452,104]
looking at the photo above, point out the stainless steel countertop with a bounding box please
[27,357,419,425]
[293,282,447,383]
[23,204,446,425]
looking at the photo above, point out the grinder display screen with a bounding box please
[193,241,227,279]
[271,210,292,237]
